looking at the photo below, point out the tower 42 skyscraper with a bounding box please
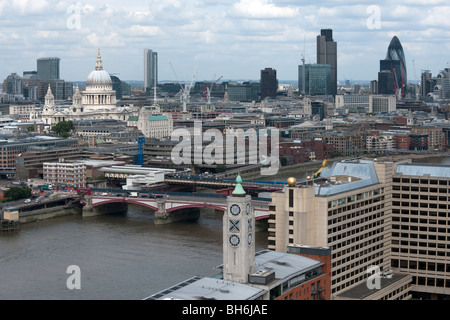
[317,29,337,96]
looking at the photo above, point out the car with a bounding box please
[24,199,31,203]
[35,198,42,203]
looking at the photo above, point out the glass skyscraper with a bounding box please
[37,57,60,81]
[144,49,158,93]
[298,64,331,96]
[378,36,407,98]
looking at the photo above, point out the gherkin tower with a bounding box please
[379,36,407,98]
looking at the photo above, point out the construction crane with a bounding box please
[300,35,306,95]
[169,62,197,112]
[206,75,223,105]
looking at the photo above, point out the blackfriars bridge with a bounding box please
[82,193,270,224]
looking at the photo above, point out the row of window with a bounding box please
[392,224,449,233]
[392,201,446,209]
[328,205,385,227]
[328,197,385,216]
[391,247,449,257]
[411,276,450,288]
[393,185,449,193]
[393,209,448,217]
[393,193,450,201]
[393,177,449,185]
[328,215,384,238]
[328,188,384,209]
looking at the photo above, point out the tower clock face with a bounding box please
[248,233,253,245]
[230,204,241,216]
[246,203,250,215]
[229,235,240,247]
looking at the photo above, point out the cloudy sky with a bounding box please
[1,0,450,84]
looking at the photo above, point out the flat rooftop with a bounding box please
[253,249,323,281]
[396,163,450,178]
[335,272,411,300]
[144,276,266,300]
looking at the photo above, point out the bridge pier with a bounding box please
[154,200,200,224]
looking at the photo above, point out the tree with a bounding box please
[4,186,32,201]
[52,121,74,138]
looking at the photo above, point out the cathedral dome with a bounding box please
[86,49,112,86]
[87,69,112,85]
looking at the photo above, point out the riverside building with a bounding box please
[391,163,450,297]
[268,159,413,299]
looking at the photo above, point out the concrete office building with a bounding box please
[335,94,370,113]
[317,29,337,96]
[369,95,397,113]
[421,70,433,98]
[268,159,413,299]
[391,163,450,297]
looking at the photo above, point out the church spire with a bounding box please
[44,83,55,109]
[95,48,103,71]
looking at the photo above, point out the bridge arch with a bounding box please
[166,203,226,213]
[92,198,158,212]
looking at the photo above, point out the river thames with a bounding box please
[0,205,268,300]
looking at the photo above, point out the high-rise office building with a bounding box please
[268,159,413,300]
[144,49,158,93]
[391,163,450,297]
[420,71,432,98]
[378,36,407,99]
[317,29,337,96]
[298,64,331,96]
[37,57,60,81]
[260,68,278,99]
[370,80,378,94]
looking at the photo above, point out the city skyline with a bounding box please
[1,1,450,84]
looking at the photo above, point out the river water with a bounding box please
[0,205,268,300]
